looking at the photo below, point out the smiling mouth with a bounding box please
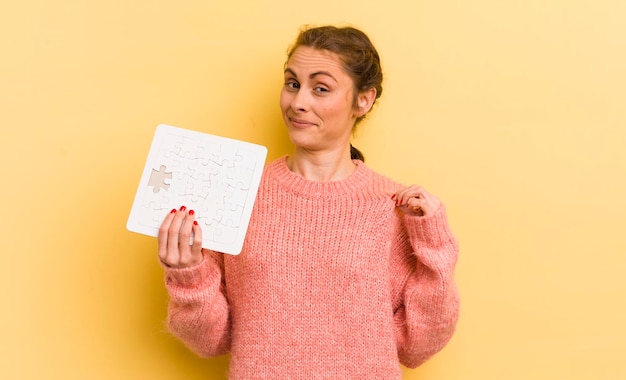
[289,118,316,128]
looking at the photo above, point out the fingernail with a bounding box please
[170,209,177,213]
[193,221,198,225]
[179,206,186,211]
[189,209,195,216]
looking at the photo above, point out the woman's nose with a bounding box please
[290,90,309,112]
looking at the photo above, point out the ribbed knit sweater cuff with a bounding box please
[403,205,458,250]
[160,255,213,288]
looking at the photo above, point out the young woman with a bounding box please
[158,25,459,379]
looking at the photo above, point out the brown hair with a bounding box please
[287,25,384,161]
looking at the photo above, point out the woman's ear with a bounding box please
[355,87,377,118]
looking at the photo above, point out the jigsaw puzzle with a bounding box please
[127,124,268,255]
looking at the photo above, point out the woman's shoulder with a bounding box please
[261,155,290,182]
[356,160,404,191]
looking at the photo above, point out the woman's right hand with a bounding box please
[158,206,204,268]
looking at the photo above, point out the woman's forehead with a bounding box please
[285,46,346,76]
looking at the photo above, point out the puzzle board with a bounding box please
[127,124,267,255]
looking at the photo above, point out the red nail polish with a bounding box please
[179,206,186,211]
[170,209,177,213]
[189,209,195,215]
[193,221,198,225]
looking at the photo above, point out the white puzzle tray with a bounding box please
[127,124,267,255]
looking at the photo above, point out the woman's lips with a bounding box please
[289,117,316,128]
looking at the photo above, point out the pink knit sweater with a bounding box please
[163,156,459,379]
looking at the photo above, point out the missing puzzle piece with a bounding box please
[148,165,172,193]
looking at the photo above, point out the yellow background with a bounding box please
[1,1,624,379]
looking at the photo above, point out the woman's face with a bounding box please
[280,46,361,154]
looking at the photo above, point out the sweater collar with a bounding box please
[268,155,372,198]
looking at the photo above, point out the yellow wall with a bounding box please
[1,1,624,379]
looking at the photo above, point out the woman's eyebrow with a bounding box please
[283,68,338,83]
[310,71,338,83]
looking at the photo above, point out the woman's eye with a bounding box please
[285,80,299,89]
[314,86,329,93]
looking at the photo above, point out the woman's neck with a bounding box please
[287,147,356,182]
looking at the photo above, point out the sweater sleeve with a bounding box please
[163,249,231,357]
[390,205,460,368]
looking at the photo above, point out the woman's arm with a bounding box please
[391,188,460,368]
[158,206,231,357]
[164,250,231,357]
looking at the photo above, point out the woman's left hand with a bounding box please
[392,185,441,217]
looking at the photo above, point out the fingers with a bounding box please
[158,208,178,263]
[158,206,204,268]
[393,185,425,205]
[179,211,203,267]
[166,206,188,263]
[392,185,441,216]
